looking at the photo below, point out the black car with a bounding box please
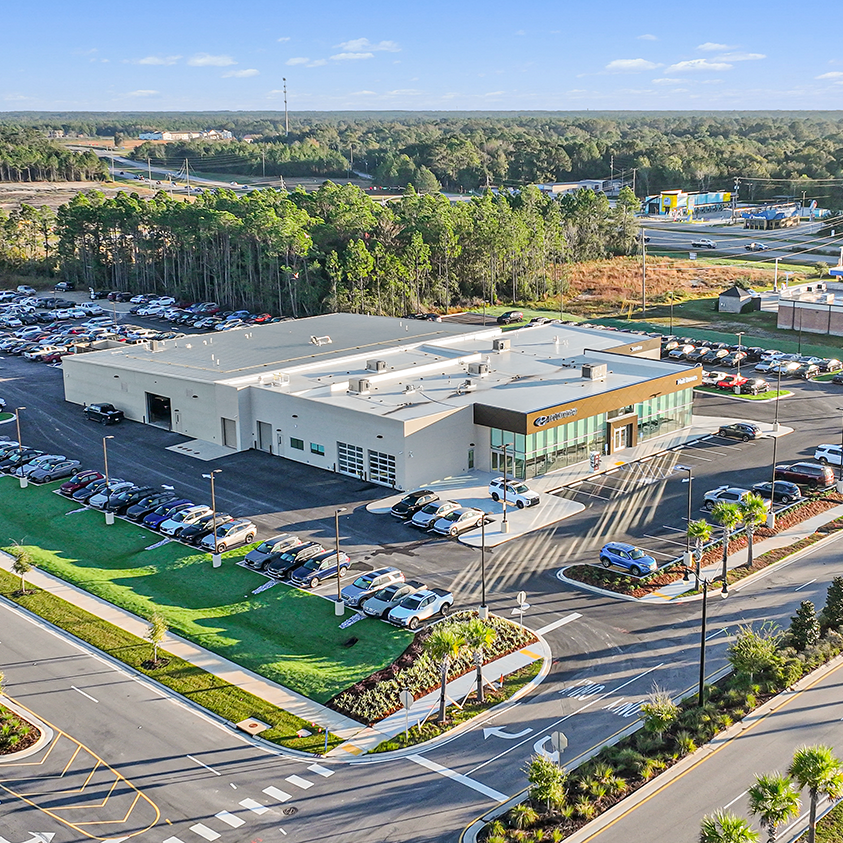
[391,489,438,519]
[125,491,178,520]
[820,359,843,373]
[89,289,110,300]
[0,448,44,471]
[266,542,326,579]
[833,373,843,386]
[83,403,124,425]
[751,481,802,504]
[72,477,110,503]
[496,310,524,325]
[180,512,232,545]
[54,281,75,292]
[104,485,156,513]
[739,378,769,395]
[717,422,761,441]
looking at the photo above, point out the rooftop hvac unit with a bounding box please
[310,335,332,346]
[492,338,511,352]
[403,384,418,395]
[468,361,491,376]
[582,362,608,381]
[150,340,164,352]
[456,379,477,394]
[366,359,387,372]
[348,377,371,395]
[271,372,290,387]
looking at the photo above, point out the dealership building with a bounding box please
[62,314,700,490]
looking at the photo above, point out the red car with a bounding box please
[59,469,103,496]
[41,350,70,364]
[252,313,273,323]
[716,374,748,390]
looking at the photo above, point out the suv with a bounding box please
[599,542,658,577]
[83,403,124,425]
[289,550,351,589]
[815,445,843,467]
[341,567,404,607]
[245,534,301,569]
[496,311,524,325]
[200,518,257,552]
[489,478,540,509]
[717,422,761,441]
[704,486,770,511]
[362,580,426,619]
[691,238,717,249]
[266,542,326,579]
[775,462,835,489]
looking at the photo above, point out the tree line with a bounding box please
[0,127,107,182]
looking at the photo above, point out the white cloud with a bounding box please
[330,52,374,61]
[334,38,400,53]
[605,58,661,72]
[697,42,733,51]
[717,52,765,61]
[187,53,236,67]
[637,33,657,41]
[286,57,310,65]
[277,36,290,42]
[134,55,181,65]
[666,59,732,73]
[652,77,682,84]
[223,68,259,77]
[514,29,526,36]
[128,90,159,97]
[350,90,376,95]
[307,59,327,67]
[4,94,29,101]
[484,90,505,97]
[816,71,843,79]
[385,88,422,96]
[441,92,460,99]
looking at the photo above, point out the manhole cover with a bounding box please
[283,806,298,816]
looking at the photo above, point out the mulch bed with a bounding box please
[0,706,41,756]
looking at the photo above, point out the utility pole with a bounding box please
[610,153,614,184]
[283,77,289,136]
[641,227,647,316]
[185,158,190,196]
[147,157,152,183]
[261,147,266,178]
[631,167,637,196]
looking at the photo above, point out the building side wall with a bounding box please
[778,301,843,337]
[402,406,478,489]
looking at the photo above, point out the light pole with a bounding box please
[202,470,222,567]
[479,512,490,619]
[735,331,744,382]
[102,435,115,523]
[334,507,347,616]
[698,577,728,707]
[837,408,843,494]
[768,372,783,529]
[14,406,26,488]
[677,464,696,580]
[501,442,510,533]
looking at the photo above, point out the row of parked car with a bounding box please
[126,296,286,333]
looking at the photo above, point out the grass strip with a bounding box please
[694,386,791,401]
[813,799,843,842]
[371,660,542,752]
[0,568,343,754]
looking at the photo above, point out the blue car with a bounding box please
[142,498,193,530]
[599,542,658,577]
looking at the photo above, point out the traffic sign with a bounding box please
[517,590,526,605]
[399,689,413,711]
[550,731,568,754]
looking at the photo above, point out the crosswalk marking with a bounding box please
[239,797,269,815]
[215,811,245,828]
[285,774,313,790]
[308,762,334,777]
[189,824,220,841]
[263,785,293,802]
[163,838,186,843]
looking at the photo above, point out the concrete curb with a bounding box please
[0,694,54,762]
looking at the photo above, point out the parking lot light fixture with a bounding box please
[14,407,26,488]
[501,442,510,534]
[334,507,348,616]
[202,470,222,567]
[102,435,115,523]
[479,512,490,619]
[837,408,843,494]
[676,465,693,551]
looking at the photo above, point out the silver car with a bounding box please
[245,534,301,569]
[432,507,486,537]
[160,505,214,536]
[362,580,427,618]
[410,500,460,529]
[28,458,81,483]
[200,518,257,552]
[341,567,404,607]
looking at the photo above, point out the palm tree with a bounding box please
[711,501,743,587]
[9,544,33,594]
[740,494,769,569]
[789,745,843,843]
[687,519,713,584]
[427,624,467,724]
[464,617,497,705]
[699,809,759,843]
[748,772,801,843]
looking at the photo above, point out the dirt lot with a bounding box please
[0,181,160,212]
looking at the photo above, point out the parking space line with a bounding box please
[676,453,712,461]
[644,534,687,548]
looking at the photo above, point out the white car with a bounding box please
[200,518,257,552]
[488,477,540,509]
[691,238,717,249]
[702,370,729,386]
[160,504,214,536]
[432,507,487,537]
[88,480,133,509]
[410,500,461,529]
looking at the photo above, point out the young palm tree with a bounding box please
[740,493,769,569]
[789,745,843,843]
[464,617,497,704]
[699,809,760,843]
[687,519,713,583]
[711,501,743,587]
[427,624,467,724]
[747,772,801,843]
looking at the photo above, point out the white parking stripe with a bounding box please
[408,754,508,802]
[239,797,269,815]
[189,824,220,841]
[263,785,293,802]
[285,774,313,789]
[215,811,245,828]
[308,763,335,777]
[536,612,582,635]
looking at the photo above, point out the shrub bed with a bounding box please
[0,703,40,755]
[328,612,536,724]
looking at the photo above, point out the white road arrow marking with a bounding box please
[27,836,56,843]
[483,726,534,740]
[533,735,560,764]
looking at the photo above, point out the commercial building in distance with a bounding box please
[62,315,699,489]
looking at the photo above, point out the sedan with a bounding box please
[391,489,438,519]
[701,370,729,387]
[159,505,214,536]
[199,518,256,552]
[88,480,135,509]
[0,449,46,472]
[14,453,67,478]
[28,458,81,483]
[599,542,658,577]
[751,481,802,504]
[125,491,178,521]
[432,507,487,537]
[289,550,351,589]
[362,580,427,618]
[833,373,843,386]
[410,500,461,529]
[71,477,113,503]
[244,534,301,569]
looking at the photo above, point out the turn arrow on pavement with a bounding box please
[0,835,56,843]
[482,726,534,740]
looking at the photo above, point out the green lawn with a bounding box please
[812,799,843,842]
[694,386,791,401]
[0,478,410,703]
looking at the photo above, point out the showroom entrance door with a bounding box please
[145,392,172,429]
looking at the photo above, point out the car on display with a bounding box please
[14,453,66,478]
[717,421,761,441]
[775,462,835,488]
[28,458,81,483]
[669,344,695,361]
[489,477,540,508]
[410,500,461,529]
[833,373,843,386]
[691,238,717,249]
[289,550,351,589]
[751,481,802,504]
[739,378,770,395]
[200,518,257,552]
[159,505,214,536]
[387,588,454,630]
[716,374,747,391]
[704,486,771,510]
[244,534,301,569]
[702,370,729,387]
[71,477,112,503]
[432,507,488,537]
[266,542,326,579]
[88,480,135,509]
[744,242,769,251]
[820,359,843,373]
[496,311,524,325]
[361,580,427,618]
[599,542,658,577]
[143,499,194,529]
[341,566,404,607]
[795,363,820,380]
[391,489,438,519]
[180,512,231,545]
[721,352,748,368]
[60,469,103,496]
[0,448,45,472]
[125,491,178,520]
[0,440,19,458]
[700,349,730,367]
[83,403,124,425]
[104,485,157,513]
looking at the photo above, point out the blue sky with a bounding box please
[4,0,843,112]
